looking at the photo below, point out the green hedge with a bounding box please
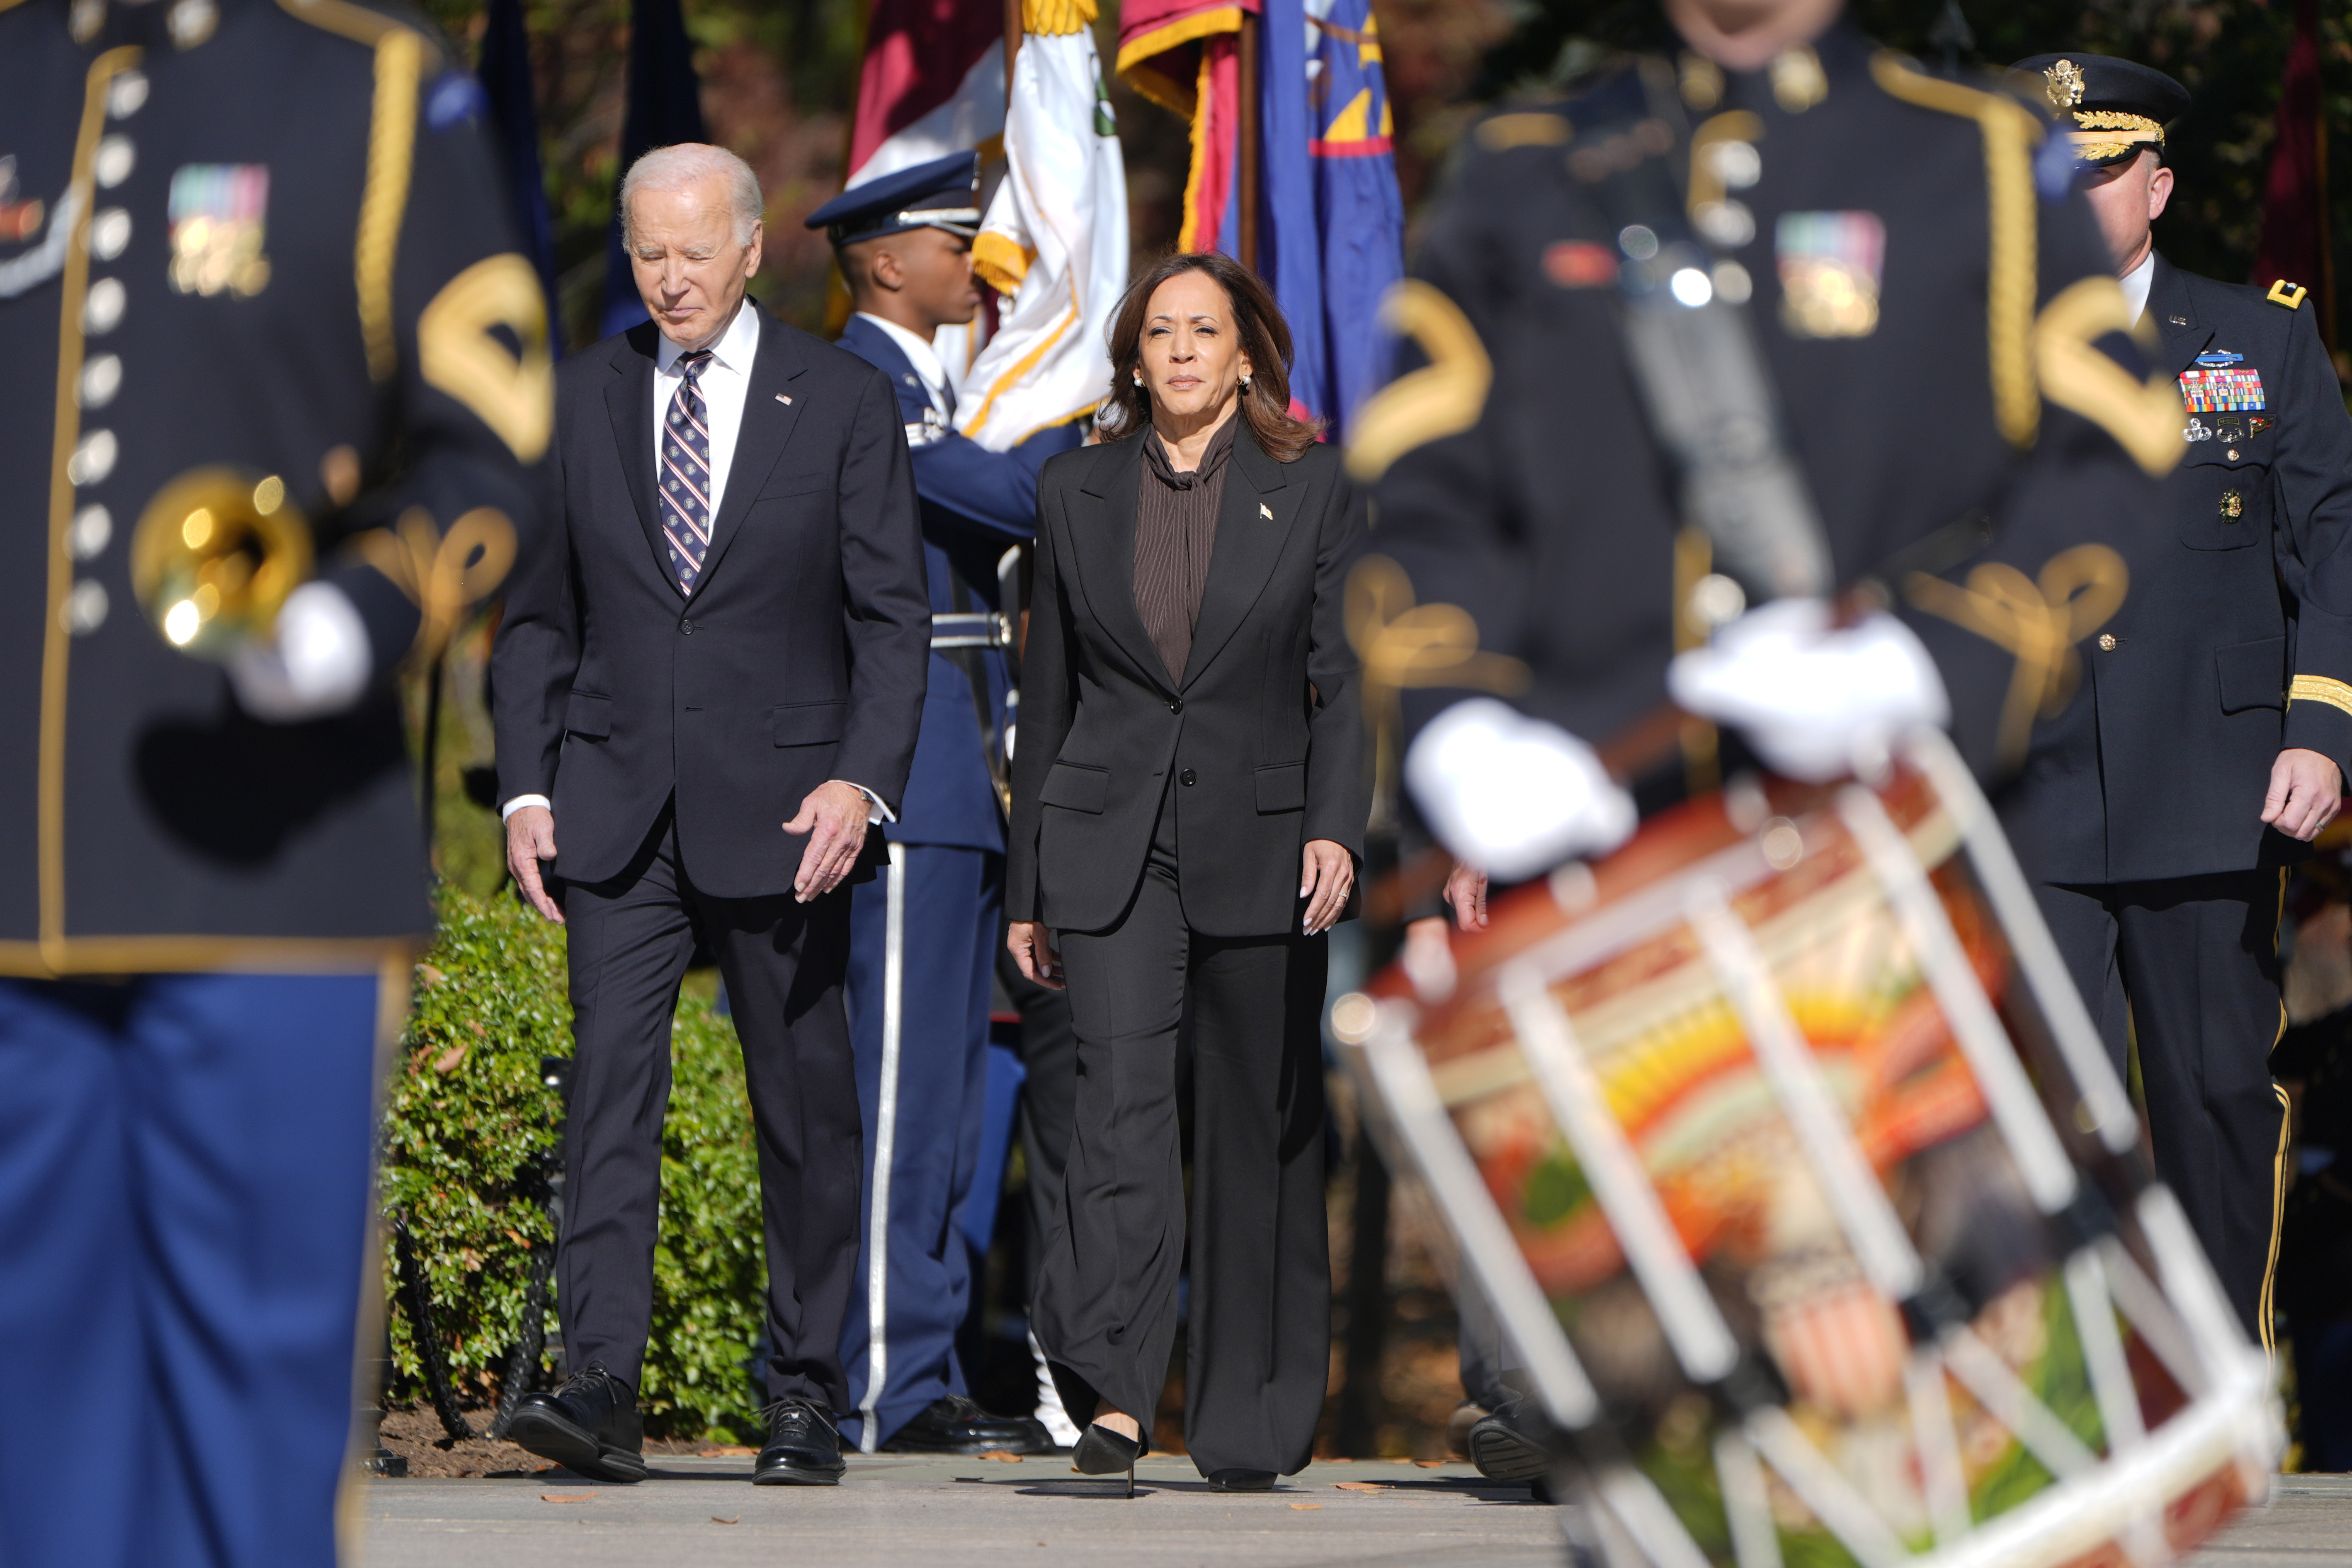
[381,882,769,1438]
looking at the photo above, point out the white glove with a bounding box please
[1668,598,1949,782]
[226,580,374,722]
[1404,698,1637,882]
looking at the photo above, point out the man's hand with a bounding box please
[2263,748,2345,842]
[1007,920,1063,989]
[1301,840,1356,935]
[784,780,872,902]
[1444,862,1490,932]
[505,805,563,924]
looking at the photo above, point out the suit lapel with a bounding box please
[693,311,811,591]
[603,327,678,598]
[2149,254,2212,379]
[1178,422,1294,690]
[1063,436,1171,692]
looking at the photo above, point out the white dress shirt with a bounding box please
[855,311,951,415]
[502,298,890,827]
[2121,250,2155,327]
[653,297,763,527]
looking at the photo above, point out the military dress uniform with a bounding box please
[808,155,1079,1454]
[1999,54,2352,1348]
[0,0,545,1560]
[1364,24,2172,815]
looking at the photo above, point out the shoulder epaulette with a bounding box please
[2268,279,2310,310]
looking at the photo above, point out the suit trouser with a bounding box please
[1031,797,1331,1477]
[0,973,383,1568]
[557,806,860,1413]
[839,842,999,1450]
[2034,871,2290,1345]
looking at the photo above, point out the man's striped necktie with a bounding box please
[660,348,716,594]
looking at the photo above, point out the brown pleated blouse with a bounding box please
[1133,415,1238,685]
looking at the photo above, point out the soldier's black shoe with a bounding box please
[505,1365,648,1483]
[1467,1396,1557,1487]
[884,1393,1054,1455]
[754,1397,846,1485]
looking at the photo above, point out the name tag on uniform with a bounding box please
[1776,210,1884,339]
[168,163,269,298]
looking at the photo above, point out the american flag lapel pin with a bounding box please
[776,393,793,405]
[1259,502,1273,520]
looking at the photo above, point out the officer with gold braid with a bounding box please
[0,0,546,1559]
[1999,52,2352,1354]
[1349,0,2177,1484]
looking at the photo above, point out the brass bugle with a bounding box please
[130,466,313,659]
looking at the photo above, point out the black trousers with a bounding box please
[1030,796,1331,1477]
[2035,871,2290,1345]
[556,805,861,1412]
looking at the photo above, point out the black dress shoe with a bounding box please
[1071,1421,1145,1497]
[505,1365,647,1483]
[884,1393,1055,1455]
[1206,1468,1277,1491]
[755,1397,846,1485]
[1467,1395,1558,1488]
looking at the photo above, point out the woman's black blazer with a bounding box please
[1006,422,1367,938]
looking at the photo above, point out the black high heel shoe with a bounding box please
[1072,1421,1146,1498]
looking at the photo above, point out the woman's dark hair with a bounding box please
[1100,251,1323,462]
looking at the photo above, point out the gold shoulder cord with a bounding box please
[277,0,424,379]
[1867,54,2040,448]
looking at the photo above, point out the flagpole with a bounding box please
[1236,9,1260,271]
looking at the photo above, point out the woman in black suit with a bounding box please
[1005,252,1366,1492]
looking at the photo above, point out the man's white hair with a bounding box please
[620,144,764,247]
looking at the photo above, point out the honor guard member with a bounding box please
[0,0,546,1562]
[1351,0,2178,1477]
[2000,52,2352,1348]
[806,152,1078,1456]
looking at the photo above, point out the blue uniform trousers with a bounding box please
[839,842,999,1450]
[0,972,384,1568]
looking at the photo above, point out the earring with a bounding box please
[1240,374,1253,390]
[1132,371,1143,386]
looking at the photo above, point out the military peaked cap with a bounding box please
[2012,53,2192,167]
[805,152,981,246]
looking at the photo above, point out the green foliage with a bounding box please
[381,882,769,1438]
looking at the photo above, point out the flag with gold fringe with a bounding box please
[953,0,1128,451]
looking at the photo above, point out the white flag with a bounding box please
[953,1,1127,452]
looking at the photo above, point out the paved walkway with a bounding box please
[357,1458,2352,1566]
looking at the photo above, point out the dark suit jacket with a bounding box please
[492,310,931,898]
[1006,424,1367,938]
[2002,254,2352,884]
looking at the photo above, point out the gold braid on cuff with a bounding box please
[1905,543,2129,768]
[350,505,517,664]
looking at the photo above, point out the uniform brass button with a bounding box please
[1180,768,1197,786]
[2227,449,2239,460]
[1169,700,1183,714]
[2098,634,2117,651]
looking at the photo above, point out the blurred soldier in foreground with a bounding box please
[0,0,546,1561]
[808,153,1070,1456]
[1354,0,2175,1485]
[2001,53,2352,1347]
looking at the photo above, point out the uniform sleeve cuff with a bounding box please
[2284,676,2352,773]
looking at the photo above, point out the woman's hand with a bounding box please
[1299,840,1355,935]
[1444,862,1489,932]
[1007,920,1065,990]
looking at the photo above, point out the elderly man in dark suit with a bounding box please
[491,142,930,1486]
